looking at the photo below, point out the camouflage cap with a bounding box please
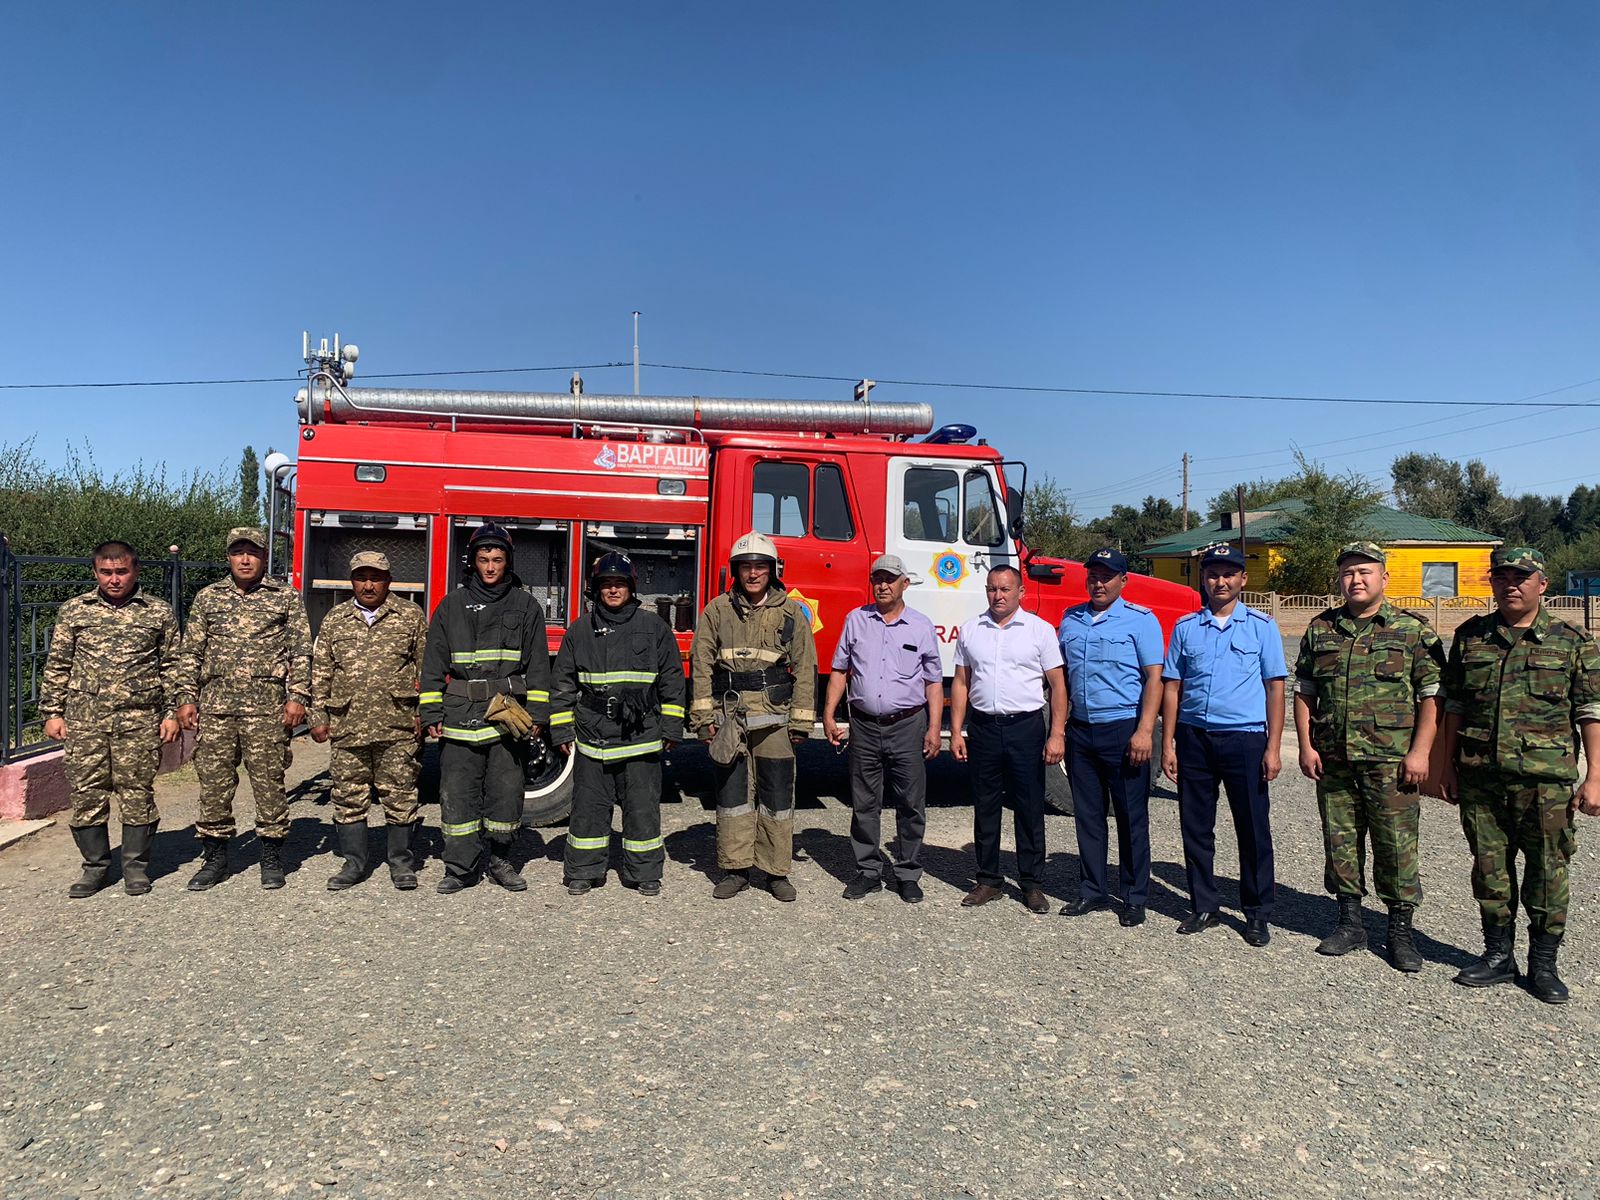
[1336,541,1386,566]
[226,527,268,550]
[1490,545,1546,574]
[349,550,391,574]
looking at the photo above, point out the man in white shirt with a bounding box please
[950,565,1068,912]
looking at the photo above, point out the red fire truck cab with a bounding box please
[286,338,1199,822]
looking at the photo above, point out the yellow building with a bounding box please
[1142,500,1501,597]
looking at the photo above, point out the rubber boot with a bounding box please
[259,837,287,890]
[327,822,368,891]
[1385,904,1424,973]
[1454,919,1516,987]
[387,822,417,891]
[120,822,158,896]
[1525,931,1569,1005]
[188,837,230,891]
[1316,894,1366,956]
[68,825,113,899]
[484,840,527,892]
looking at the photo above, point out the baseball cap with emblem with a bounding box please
[349,550,392,574]
[1083,547,1129,574]
[870,553,909,578]
[1490,546,1546,574]
[1199,542,1248,570]
[227,527,267,550]
[1336,541,1386,566]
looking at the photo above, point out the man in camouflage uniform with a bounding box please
[176,527,312,891]
[1438,546,1600,1004]
[40,541,181,897]
[690,530,817,902]
[309,551,429,891]
[1294,542,1445,972]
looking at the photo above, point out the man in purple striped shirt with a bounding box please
[823,555,944,904]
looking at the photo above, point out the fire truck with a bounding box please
[284,335,1199,823]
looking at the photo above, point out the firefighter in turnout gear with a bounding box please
[418,523,552,894]
[549,552,685,896]
[690,530,818,901]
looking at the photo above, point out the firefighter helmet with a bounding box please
[728,530,778,567]
[467,522,514,559]
[588,551,636,597]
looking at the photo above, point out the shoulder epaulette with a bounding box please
[1124,602,1153,615]
[1245,607,1274,622]
[1176,611,1200,625]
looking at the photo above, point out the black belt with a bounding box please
[970,708,1043,724]
[712,665,793,697]
[444,674,526,702]
[849,704,925,727]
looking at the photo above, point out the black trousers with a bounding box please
[968,709,1047,889]
[1175,723,1275,919]
[439,737,527,879]
[564,752,664,884]
[1066,717,1151,906]
[848,710,928,882]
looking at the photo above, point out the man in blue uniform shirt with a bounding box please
[1160,542,1287,945]
[1057,547,1165,927]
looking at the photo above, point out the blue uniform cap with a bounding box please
[1083,547,1129,574]
[1199,542,1248,570]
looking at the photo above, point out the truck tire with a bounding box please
[1044,760,1073,816]
[522,736,576,827]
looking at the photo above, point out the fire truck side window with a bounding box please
[963,469,1005,546]
[902,467,958,542]
[813,464,855,542]
[752,461,810,538]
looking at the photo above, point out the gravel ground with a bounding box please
[3,731,1600,1200]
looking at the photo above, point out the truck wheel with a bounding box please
[1044,760,1073,816]
[522,737,576,827]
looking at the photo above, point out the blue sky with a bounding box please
[3,2,1597,520]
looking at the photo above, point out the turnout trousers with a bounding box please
[968,709,1047,890]
[1175,723,1275,920]
[714,724,795,877]
[1458,767,1576,937]
[194,713,291,841]
[848,711,928,883]
[438,735,526,879]
[564,752,665,884]
[64,709,162,830]
[1066,717,1151,907]
[1316,759,1421,907]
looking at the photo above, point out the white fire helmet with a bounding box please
[728,530,778,567]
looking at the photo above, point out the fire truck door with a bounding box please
[885,459,1018,674]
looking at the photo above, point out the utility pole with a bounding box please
[1236,484,1248,566]
[632,311,641,396]
[1181,453,1190,531]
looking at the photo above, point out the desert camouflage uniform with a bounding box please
[689,583,817,875]
[1296,602,1444,905]
[40,589,180,829]
[177,577,312,840]
[1444,607,1600,936]
[311,596,428,827]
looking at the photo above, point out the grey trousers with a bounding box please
[848,710,928,882]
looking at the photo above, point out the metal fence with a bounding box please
[1242,590,1600,636]
[1,539,228,764]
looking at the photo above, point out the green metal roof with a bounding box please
[1143,500,1501,556]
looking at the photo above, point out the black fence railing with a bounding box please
[1,539,228,765]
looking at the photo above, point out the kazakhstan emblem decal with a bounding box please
[932,548,968,589]
[786,587,823,635]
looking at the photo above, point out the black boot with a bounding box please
[259,837,287,890]
[68,825,112,899]
[1385,905,1424,973]
[1526,930,1569,1005]
[1316,894,1366,956]
[1454,919,1516,987]
[187,837,230,891]
[387,822,417,891]
[327,823,368,891]
[484,840,527,892]
[120,823,158,896]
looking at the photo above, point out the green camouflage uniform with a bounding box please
[40,589,181,829]
[177,576,312,840]
[1445,606,1600,936]
[1296,601,1444,905]
[311,596,429,827]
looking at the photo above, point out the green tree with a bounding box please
[1266,453,1383,594]
[1206,475,1312,521]
[1390,452,1463,520]
[1021,474,1094,560]
[239,446,261,520]
[1559,484,1600,541]
[1087,495,1182,574]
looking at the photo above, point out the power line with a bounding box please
[0,363,627,390]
